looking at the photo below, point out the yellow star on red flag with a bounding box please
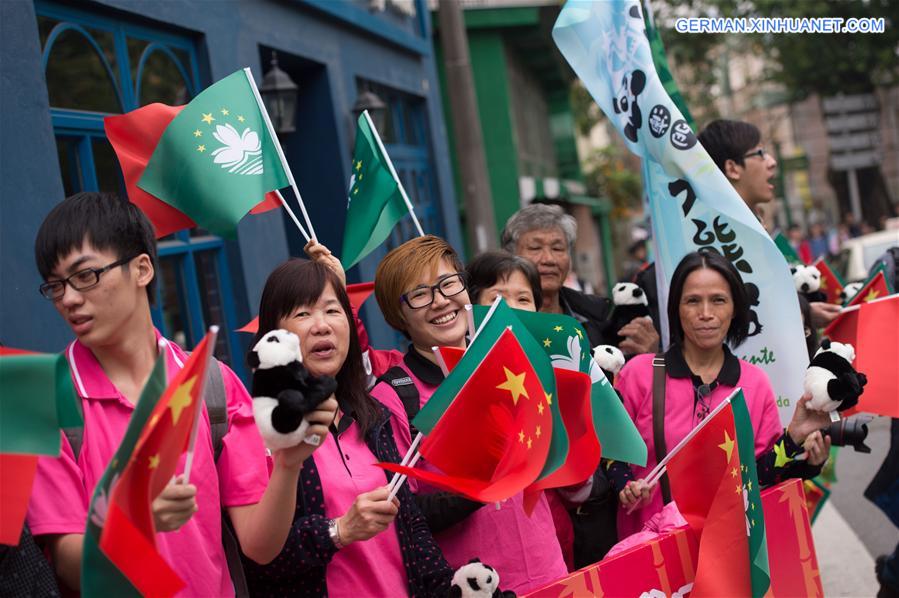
[718,429,735,462]
[169,376,197,425]
[497,367,529,405]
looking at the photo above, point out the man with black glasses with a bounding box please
[28,192,335,595]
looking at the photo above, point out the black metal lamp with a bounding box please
[351,88,387,133]
[260,52,298,134]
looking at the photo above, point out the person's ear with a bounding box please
[724,158,743,182]
[134,254,155,289]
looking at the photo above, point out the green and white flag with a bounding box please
[341,112,411,268]
[138,69,290,237]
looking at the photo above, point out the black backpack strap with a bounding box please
[201,358,249,598]
[652,353,672,504]
[376,366,421,436]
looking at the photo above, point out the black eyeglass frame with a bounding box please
[400,272,467,310]
[39,255,138,300]
[742,147,766,160]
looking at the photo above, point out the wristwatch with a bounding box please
[327,518,345,549]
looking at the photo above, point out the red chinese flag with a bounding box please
[380,329,552,503]
[852,296,899,418]
[522,367,599,514]
[824,271,891,345]
[434,346,465,373]
[0,454,39,545]
[665,397,763,597]
[813,259,844,305]
[105,103,279,238]
[99,332,214,596]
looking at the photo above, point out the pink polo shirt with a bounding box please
[314,417,408,597]
[614,350,783,538]
[369,352,569,595]
[26,332,269,597]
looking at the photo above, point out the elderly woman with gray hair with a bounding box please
[501,203,659,354]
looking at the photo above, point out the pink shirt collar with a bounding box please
[66,328,185,400]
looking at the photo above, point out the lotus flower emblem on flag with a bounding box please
[211,123,264,175]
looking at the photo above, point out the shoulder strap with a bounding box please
[652,354,672,504]
[203,357,228,462]
[201,358,249,597]
[376,366,421,435]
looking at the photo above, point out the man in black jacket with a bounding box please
[502,203,659,353]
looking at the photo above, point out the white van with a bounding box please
[842,228,899,281]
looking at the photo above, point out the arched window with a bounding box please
[36,3,245,379]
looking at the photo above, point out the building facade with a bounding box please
[432,2,616,294]
[0,0,463,378]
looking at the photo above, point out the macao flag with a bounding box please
[137,69,289,237]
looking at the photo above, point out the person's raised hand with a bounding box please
[618,317,660,356]
[152,475,198,532]
[336,486,400,545]
[809,301,841,328]
[787,394,832,446]
[304,240,346,288]
[619,478,651,508]
[272,395,338,470]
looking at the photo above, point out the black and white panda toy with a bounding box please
[803,339,867,413]
[790,264,827,303]
[606,282,651,346]
[449,559,515,598]
[248,329,338,450]
[592,344,626,383]
[840,281,864,305]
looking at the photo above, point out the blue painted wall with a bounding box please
[0,0,462,354]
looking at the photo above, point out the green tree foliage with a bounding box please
[655,0,899,101]
[583,146,643,215]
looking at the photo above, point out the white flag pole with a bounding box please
[387,432,423,493]
[183,326,220,484]
[625,389,739,514]
[361,109,426,238]
[274,190,311,243]
[243,67,318,241]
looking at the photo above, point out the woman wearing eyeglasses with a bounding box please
[614,250,832,539]
[369,236,569,595]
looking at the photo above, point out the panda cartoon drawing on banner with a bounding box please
[803,339,867,413]
[248,329,338,450]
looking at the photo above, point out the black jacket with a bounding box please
[242,403,452,597]
[559,286,613,348]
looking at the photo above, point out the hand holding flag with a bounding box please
[83,328,217,597]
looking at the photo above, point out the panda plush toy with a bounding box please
[248,329,338,450]
[449,559,515,598]
[840,281,864,305]
[605,282,651,346]
[790,264,827,303]
[592,344,626,383]
[803,339,867,413]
